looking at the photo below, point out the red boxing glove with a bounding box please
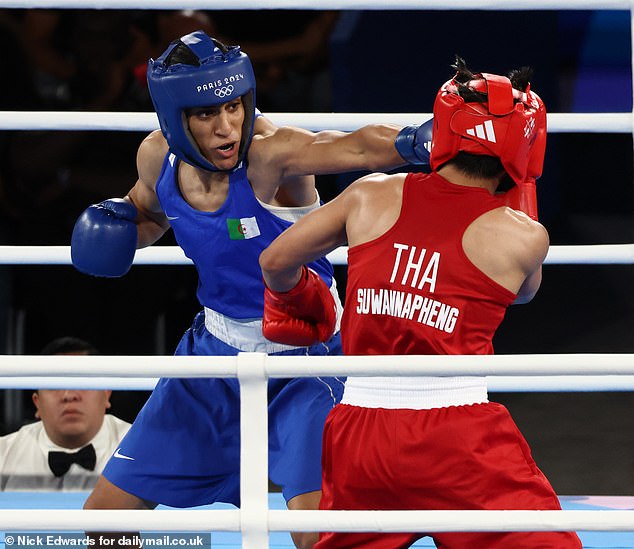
[502,177,538,220]
[263,266,337,346]
[503,88,546,222]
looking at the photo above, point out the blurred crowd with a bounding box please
[0,9,339,245]
[0,9,339,113]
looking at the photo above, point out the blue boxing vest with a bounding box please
[155,153,334,319]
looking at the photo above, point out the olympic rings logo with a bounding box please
[214,85,235,98]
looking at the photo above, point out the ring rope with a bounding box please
[2,375,633,392]
[0,111,631,133]
[0,0,628,10]
[0,508,632,533]
[1,244,633,265]
[1,353,633,379]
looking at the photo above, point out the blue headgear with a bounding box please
[147,31,256,171]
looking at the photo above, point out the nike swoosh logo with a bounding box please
[166,215,179,221]
[113,448,135,460]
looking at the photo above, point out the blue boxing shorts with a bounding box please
[102,310,344,508]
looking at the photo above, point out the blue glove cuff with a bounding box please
[395,125,421,164]
[98,198,138,220]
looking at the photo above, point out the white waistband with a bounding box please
[341,376,488,409]
[204,278,343,353]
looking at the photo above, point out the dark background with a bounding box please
[0,9,632,496]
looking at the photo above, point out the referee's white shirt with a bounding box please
[0,414,130,491]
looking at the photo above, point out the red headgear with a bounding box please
[430,72,547,187]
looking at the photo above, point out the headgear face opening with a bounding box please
[147,31,257,172]
[430,72,546,186]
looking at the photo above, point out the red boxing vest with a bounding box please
[341,172,517,356]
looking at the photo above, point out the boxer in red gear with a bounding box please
[260,56,582,548]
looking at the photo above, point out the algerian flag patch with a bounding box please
[227,217,261,240]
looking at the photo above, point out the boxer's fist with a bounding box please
[502,178,538,221]
[263,267,336,346]
[395,118,433,165]
[506,90,546,221]
[71,199,138,277]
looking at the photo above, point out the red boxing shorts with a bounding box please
[316,402,582,549]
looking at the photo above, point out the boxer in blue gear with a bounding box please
[73,30,424,549]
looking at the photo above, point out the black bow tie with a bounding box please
[48,444,97,477]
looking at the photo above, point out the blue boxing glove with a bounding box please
[71,199,138,277]
[395,117,433,165]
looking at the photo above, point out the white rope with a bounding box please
[272,510,634,532]
[0,509,240,532]
[0,377,160,390]
[0,111,631,133]
[543,244,634,264]
[1,244,633,265]
[0,0,628,9]
[1,353,633,378]
[486,375,634,392]
[267,353,634,377]
[2,375,634,392]
[0,508,631,533]
[0,355,236,378]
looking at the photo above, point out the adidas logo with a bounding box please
[465,120,496,143]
